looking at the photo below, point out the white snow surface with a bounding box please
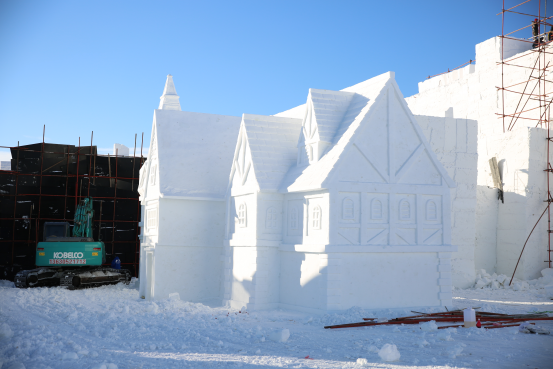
[473,268,553,291]
[0,279,552,369]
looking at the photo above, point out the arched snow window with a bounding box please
[238,203,247,227]
[371,199,383,219]
[426,200,437,220]
[399,200,410,220]
[289,207,299,230]
[308,145,313,162]
[312,205,321,230]
[149,164,157,185]
[342,198,354,219]
[266,207,278,229]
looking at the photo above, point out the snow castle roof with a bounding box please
[278,72,455,192]
[240,114,303,192]
[154,109,241,199]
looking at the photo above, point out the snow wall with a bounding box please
[406,36,553,284]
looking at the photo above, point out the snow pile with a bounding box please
[473,268,553,291]
[419,320,438,332]
[268,329,290,343]
[356,357,369,366]
[437,329,454,341]
[378,343,400,362]
[0,323,14,340]
[367,345,379,353]
[445,344,464,359]
[416,337,429,348]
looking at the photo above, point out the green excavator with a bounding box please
[14,197,131,289]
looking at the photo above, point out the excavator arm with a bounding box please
[72,197,94,239]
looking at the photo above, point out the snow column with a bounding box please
[438,252,453,307]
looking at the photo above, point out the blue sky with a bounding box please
[0,0,540,161]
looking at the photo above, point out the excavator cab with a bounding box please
[43,222,70,240]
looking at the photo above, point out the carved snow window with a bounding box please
[399,200,410,220]
[266,207,278,229]
[312,205,321,230]
[342,198,354,219]
[426,200,437,220]
[289,207,298,230]
[308,145,313,162]
[238,203,247,228]
[371,199,383,219]
[149,164,157,185]
[147,208,157,232]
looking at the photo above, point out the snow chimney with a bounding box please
[158,74,181,111]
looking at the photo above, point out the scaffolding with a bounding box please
[0,126,145,279]
[498,0,553,279]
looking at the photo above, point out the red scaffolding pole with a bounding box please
[498,0,552,281]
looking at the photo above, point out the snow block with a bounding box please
[269,329,290,343]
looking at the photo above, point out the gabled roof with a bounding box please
[235,114,302,192]
[154,109,241,199]
[279,72,456,192]
[301,89,356,145]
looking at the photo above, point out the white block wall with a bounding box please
[407,37,552,282]
[414,115,478,288]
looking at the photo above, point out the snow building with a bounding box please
[137,75,241,303]
[222,72,456,312]
[138,72,472,311]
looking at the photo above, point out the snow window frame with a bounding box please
[426,200,437,221]
[289,207,299,230]
[399,199,411,220]
[371,199,383,220]
[238,203,247,228]
[266,207,278,229]
[312,205,321,230]
[149,164,157,186]
[342,198,354,220]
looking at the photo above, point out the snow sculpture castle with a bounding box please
[223,72,456,311]
[138,72,457,311]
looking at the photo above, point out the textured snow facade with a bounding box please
[223,72,456,312]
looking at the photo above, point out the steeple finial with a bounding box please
[158,74,181,111]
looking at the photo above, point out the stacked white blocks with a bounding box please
[407,36,551,284]
[438,252,453,306]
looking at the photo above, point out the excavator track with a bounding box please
[14,267,131,289]
[60,267,131,289]
[14,268,62,288]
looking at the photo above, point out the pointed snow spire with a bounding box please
[158,74,181,111]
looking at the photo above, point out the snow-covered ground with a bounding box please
[0,279,552,369]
